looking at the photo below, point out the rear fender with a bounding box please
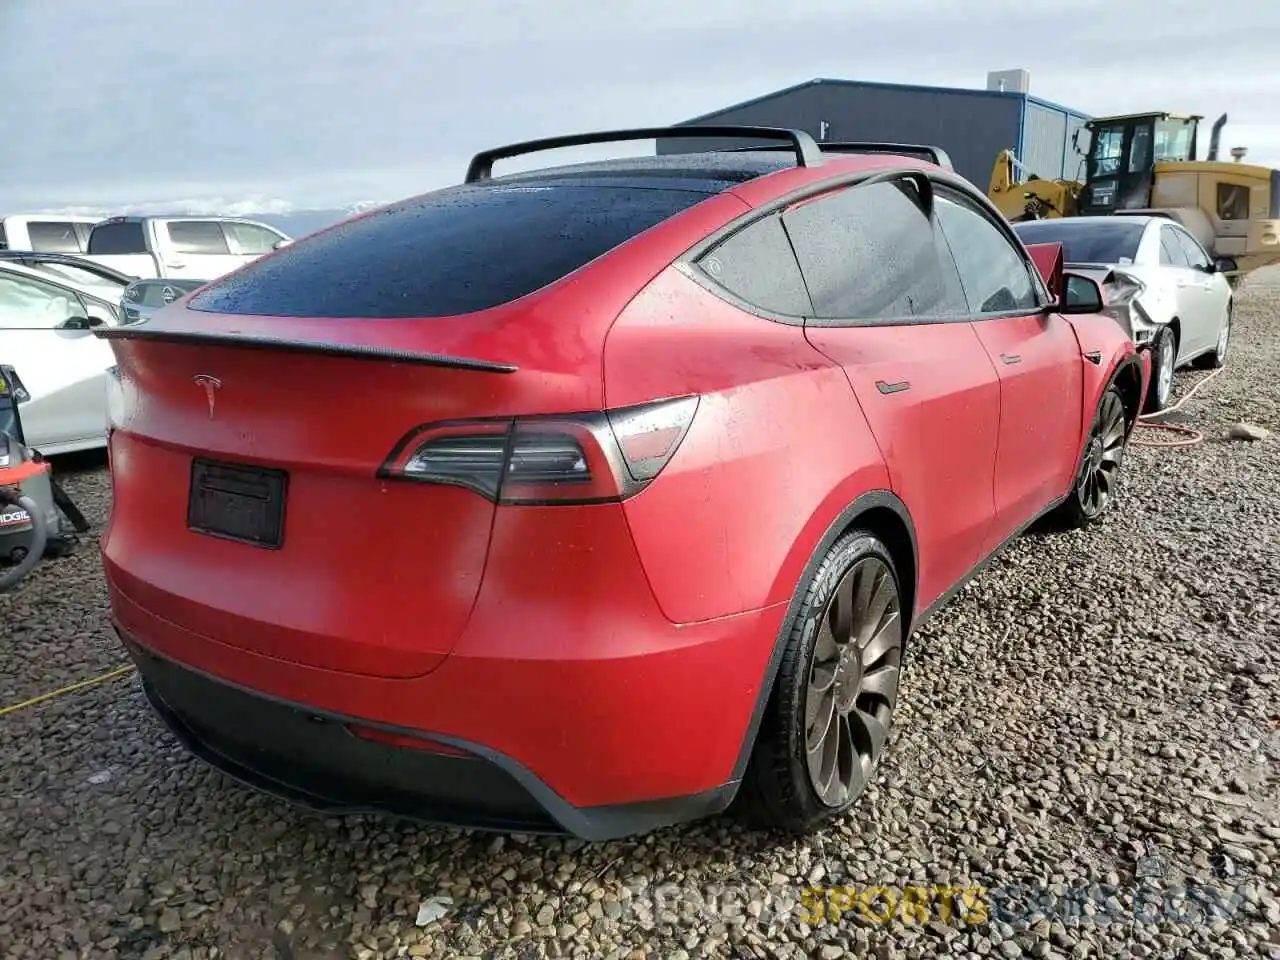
[728,488,918,783]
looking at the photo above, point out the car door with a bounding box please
[1156,224,1209,356]
[223,220,289,269]
[1169,226,1226,352]
[934,187,1084,552]
[155,220,241,280]
[783,175,1002,609]
[0,269,116,451]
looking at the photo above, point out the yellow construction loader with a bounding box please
[989,112,1280,277]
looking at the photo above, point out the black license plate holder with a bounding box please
[187,458,287,549]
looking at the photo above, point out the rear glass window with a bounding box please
[189,183,713,319]
[88,221,148,255]
[1013,219,1145,264]
[27,222,84,253]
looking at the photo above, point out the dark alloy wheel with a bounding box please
[737,530,904,832]
[1054,383,1130,529]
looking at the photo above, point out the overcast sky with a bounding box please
[1,0,1277,215]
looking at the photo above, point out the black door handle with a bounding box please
[1000,353,1022,365]
[876,380,911,395]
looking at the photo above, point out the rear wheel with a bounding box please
[1193,305,1231,370]
[737,530,904,833]
[1144,326,1176,413]
[1053,383,1130,529]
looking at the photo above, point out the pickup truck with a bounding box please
[83,216,291,281]
[0,215,101,253]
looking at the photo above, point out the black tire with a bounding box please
[1052,383,1131,530]
[1144,326,1176,414]
[736,529,905,833]
[1193,304,1231,370]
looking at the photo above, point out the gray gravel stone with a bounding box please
[3,273,1280,959]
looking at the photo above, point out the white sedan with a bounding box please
[0,260,122,454]
[1014,215,1234,412]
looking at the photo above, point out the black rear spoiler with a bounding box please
[719,140,954,170]
[93,326,517,373]
[467,125,824,182]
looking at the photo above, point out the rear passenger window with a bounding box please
[695,214,811,316]
[27,222,84,253]
[191,184,714,319]
[781,179,968,321]
[935,194,1040,314]
[1159,226,1189,267]
[166,221,231,255]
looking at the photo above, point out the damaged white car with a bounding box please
[1014,215,1234,412]
[0,260,120,454]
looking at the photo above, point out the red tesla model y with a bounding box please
[98,126,1151,840]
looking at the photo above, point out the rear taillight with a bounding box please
[1100,272,1150,336]
[380,396,698,504]
[1102,272,1144,306]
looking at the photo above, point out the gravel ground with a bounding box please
[2,274,1279,960]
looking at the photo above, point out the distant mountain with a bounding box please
[253,208,362,239]
[215,200,392,240]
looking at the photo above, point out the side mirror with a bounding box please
[56,313,107,332]
[1212,256,1238,274]
[1057,273,1105,314]
[272,238,292,250]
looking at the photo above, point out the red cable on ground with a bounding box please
[1130,367,1225,448]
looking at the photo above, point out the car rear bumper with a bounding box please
[123,631,740,841]
[108,519,789,839]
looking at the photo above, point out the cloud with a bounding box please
[1,0,1277,208]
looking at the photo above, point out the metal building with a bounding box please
[656,71,1091,188]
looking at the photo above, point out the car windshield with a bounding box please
[1013,219,1146,264]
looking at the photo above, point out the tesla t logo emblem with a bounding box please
[193,374,222,418]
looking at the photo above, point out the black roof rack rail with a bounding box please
[465,125,825,183]
[720,140,954,171]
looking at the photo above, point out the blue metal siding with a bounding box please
[1063,113,1090,181]
[1021,102,1069,179]
[657,80,1023,187]
[1018,101,1092,179]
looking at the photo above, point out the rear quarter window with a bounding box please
[189,183,714,319]
[88,222,148,255]
[694,214,812,316]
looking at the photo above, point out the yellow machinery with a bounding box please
[988,112,1280,277]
